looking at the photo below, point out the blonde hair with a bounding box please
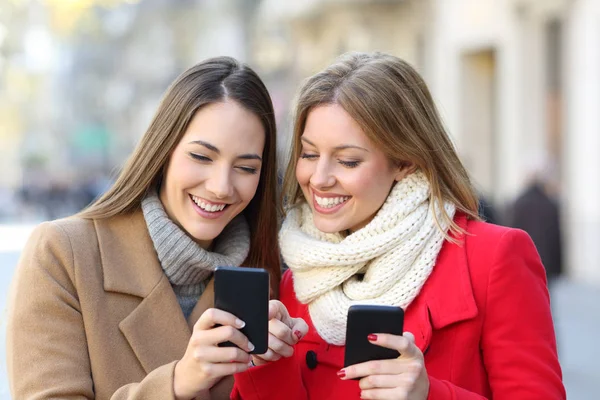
[282,52,480,237]
[79,57,281,292]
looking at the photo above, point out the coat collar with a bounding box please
[94,210,215,372]
[95,209,163,298]
[404,214,478,353]
[420,214,478,329]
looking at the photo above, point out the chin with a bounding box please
[313,218,349,235]
[185,223,222,242]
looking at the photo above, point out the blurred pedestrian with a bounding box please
[509,162,563,285]
[232,52,565,400]
[477,193,499,224]
[7,57,281,400]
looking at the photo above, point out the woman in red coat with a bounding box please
[232,52,565,399]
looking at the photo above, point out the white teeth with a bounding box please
[314,195,350,208]
[191,195,226,212]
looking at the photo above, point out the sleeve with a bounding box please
[230,270,308,400]
[6,222,181,400]
[480,229,565,399]
[424,229,565,400]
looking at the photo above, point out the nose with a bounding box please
[205,166,234,199]
[309,159,336,189]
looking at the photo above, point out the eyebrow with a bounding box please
[301,136,369,152]
[189,140,262,161]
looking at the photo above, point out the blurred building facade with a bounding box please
[253,0,600,284]
[0,0,256,219]
[0,0,599,284]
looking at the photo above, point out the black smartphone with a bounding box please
[343,304,405,368]
[214,266,269,354]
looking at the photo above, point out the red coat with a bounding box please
[232,215,565,399]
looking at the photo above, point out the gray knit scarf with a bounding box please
[141,192,250,316]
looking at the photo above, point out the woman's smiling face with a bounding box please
[296,104,411,233]
[159,100,265,249]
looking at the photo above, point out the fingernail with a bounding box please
[248,342,255,352]
[235,319,245,328]
[337,369,346,379]
[294,330,303,340]
[367,334,378,341]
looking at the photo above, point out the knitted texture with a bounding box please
[279,171,456,345]
[141,192,250,298]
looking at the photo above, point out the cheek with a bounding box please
[347,169,394,200]
[165,155,191,188]
[237,175,261,202]
[295,161,311,186]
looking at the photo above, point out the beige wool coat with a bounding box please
[6,210,234,399]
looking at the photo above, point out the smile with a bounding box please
[314,195,350,208]
[190,195,229,213]
[312,193,350,214]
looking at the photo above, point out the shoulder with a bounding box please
[23,217,95,257]
[460,219,546,290]
[22,213,137,273]
[463,219,536,258]
[47,216,96,239]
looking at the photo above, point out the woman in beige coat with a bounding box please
[7,57,282,400]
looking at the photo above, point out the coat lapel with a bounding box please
[187,277,215,331]
[95,210,191,373]
[404,214,479,354]
[118,275,191,373]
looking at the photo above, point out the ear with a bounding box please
[394,162,417,182]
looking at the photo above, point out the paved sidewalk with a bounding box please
[552,278,600,399]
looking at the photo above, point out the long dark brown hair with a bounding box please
[79,57,281,294]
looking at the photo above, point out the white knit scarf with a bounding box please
[279,171,456,345]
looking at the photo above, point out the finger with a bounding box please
[267,333,294,358]
[290,317,309,342]
[201,325,254,352]
[360,387,407,400]
[341,359,421,380]
[195,308,245,331]
[368,332,422,360]
[268,300,293,327]
[268,318,296,345]
[403,331,415,344]
[253,348,282,363]
[192,345,251,364]
[359,373,417,390]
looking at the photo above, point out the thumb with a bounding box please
[403,331,416,344]
[290,317,309,342]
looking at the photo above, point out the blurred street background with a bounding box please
[1,0,599,398]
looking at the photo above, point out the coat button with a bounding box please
[305,350,318,370]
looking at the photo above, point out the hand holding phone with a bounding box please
[343,304,405,368]
[214,266,269,354]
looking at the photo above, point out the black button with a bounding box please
[305,350,318,370]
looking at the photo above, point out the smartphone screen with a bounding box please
[214,266,269,354]
[344,304,405,368]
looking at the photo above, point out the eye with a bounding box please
[190,153,211,162]
[300,153,318,160]
[237,166,258,175]
[339,160,361,168]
